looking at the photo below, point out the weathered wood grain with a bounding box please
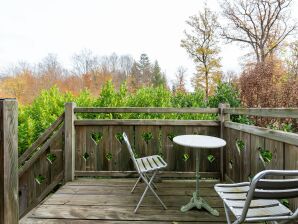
[52,185,219,197]
[18,113,64,166]
[224,127,232,180]
[75,126,85,171]
[285,144,298,211]
[67,178,218,187]
[0,99,19,224]
[74,171,220,179]
[250,134,265,176]
[219,103,230,181]
[135,125,160,158]
[239,131,251,182]
[20,219,227,224]
[64,102,76,181]
[264,138,284,179]
[18,127,63,177]
[229,128,241,182]
[225,108,298,118]
[225,121,298,146]
[75,119,220,126]
[74,107,219,114]
[20,178,227,223]
[108,126,133,171]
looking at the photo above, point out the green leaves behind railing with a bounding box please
[281,199,289,208]
[47,153,57,164]
[236,139,245,153]
[167,132,175,142]
[142,132,153,144]
[158,151,164,158]
[133,150,139,159]
[207,154,215,163]
[258,147,272,164]
[91,132,103,144]
[83,152,90,161]
[106,152,113,161]
[35,174,45,184]
[115,133,124,144]
[183,153,190,162]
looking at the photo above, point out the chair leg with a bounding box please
[134,171,167,213]
[144,173,158,189]
[131,176,141,193]
[224,203,232,224]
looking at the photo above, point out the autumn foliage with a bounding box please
[240,59,298,108]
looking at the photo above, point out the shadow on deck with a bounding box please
[20,178,228,223]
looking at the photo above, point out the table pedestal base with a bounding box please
[180,192,219,216]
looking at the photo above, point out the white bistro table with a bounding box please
[173,135,226,216]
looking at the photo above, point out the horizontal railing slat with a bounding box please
[224,121,298,146]
[18,113,65,166]
[224,108,298,118]
[74,119,219,126]
[74,107,219,114]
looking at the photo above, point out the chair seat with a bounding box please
[136,155,167,173]
[215,183,293,220]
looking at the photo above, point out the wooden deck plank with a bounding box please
[43,194,223,207]
[67,178,218,187]
[20,178,227,223]
[27,205,227,222]
[20,219,227,224]
[56,185,219,196]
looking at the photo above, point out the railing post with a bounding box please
[219,103,230,181]
[0,99,18,224]
[64,102,76,182]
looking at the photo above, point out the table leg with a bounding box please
[180,149,219,216]
[196,150,200,197]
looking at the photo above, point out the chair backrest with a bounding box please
[254,178,298,199]
[122,132,140,172]
[238,170,298,223]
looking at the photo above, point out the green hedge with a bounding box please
[18,81,240,155]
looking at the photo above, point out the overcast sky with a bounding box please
[1,0,298,87]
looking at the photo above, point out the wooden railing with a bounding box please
[1,99,297,223]
[0,99,18,223]
[71,105,222,179]
[18,113,65,218]
[223,108,298,210]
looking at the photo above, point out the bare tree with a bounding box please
[109,53,119,73]
[181,5,221,100]
[72,49,100,75]
[172,66,187,93]
[119,55,133,76]
[286,41,298,79]
[222,70,238,83]
[221,0,297,63]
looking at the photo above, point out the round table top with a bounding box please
[173,135,226,149]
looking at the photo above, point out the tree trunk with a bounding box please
[205,71,209,102]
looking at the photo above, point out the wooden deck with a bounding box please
[20,178,229,223]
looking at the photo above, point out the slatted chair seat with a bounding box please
[123,132,167,213]
[136,155,167,173]
[215,184,293,221]
[215,170,298,224]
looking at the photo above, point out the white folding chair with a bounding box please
[215,170,298,224]
[123,132,168,213]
